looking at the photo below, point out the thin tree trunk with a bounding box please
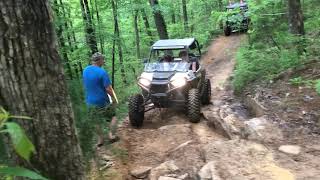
[67,9,78,49]
[141,8,153,45]
[182,0,188,32]
[190,11,194,33]
[288,0,304,35]
[171,11,176,24]
[134,10,141,59]
[80,0,98,54]
[59,0,74,52]
[90,0,95,20]
[218,0,223,11]
[54,0,73,79]
[149,0,169,39]
[111,33,116,88]
[94,0,105,54]
[0,0,84,179]
[111,0,127,84]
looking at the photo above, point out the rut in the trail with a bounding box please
[116,35,245,179]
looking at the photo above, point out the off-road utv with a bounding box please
[224,1,249,36]
[128,38,211,127]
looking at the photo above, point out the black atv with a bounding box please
[224,1,249,36]
[128,38,211,127]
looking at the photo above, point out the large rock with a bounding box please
[243,95,267,117]
[130,166,152,179]
[243,116,283,143]
[203,108,242,139]
[202,140,295,180]
[150,161,179,180]
[279,145,301,155]
[197,161,222,180]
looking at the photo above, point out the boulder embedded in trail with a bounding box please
[149,160,180,180]
[130,166,152,179]
[197,161,222,180]
[202,140,294,180]
[278,145,301,155]
[244,116,283,144]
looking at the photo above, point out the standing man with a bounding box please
[83,52,118,148]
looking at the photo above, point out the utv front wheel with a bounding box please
[187,89,201,123]
[224,26,231,36]
[201,79,211,105]
[128,94,145,127]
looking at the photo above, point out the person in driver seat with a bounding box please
[162,54,173,62]
[179,50,197,72]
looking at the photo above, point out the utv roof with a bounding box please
[226,2,248,9]
[152,38,196,50]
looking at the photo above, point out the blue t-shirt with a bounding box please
[83,65,111,107]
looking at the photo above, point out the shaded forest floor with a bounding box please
[88,34,320,180]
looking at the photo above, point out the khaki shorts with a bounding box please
[88,105,116,125]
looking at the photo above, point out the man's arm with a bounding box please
[106,85,118,104]
[192,62,197,72]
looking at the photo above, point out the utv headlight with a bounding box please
[170,73,187,88]
[139,78,151,87]
[138,72,153,87]
[171,78,186,88]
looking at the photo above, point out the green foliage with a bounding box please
[233,0,320,92]
[289,77,314,87]
[1,122,35,161]
[0,167,47,180]
[0,108,34,161]
[0,108,47,180]
[233,45,301,92]
[289,77,304,86]
[315,80,320,95]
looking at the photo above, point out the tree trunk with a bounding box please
[80,0,98,54]
[288,0,304,35]
[0,1,85,179]
[134,10,141,59]
[59,0,74,52]
[94,0,105,54]
[149,0,169,39]
[171,11,176,24]
[111,0,127,85]
[141,9,153,45]
[54,0,73,80]
[218,0,223,11]
[182,0,188,32]
[67,9,79,49]
[111,33,116,88]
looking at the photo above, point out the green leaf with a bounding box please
[3,122,35,161]
[0,107,9,125]
[0,166,48,180]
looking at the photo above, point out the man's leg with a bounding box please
[108,116,117,140]
[96,125,104,146]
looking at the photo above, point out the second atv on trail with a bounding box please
[128,38,212,127]
[223,1,249,36]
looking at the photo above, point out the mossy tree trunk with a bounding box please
[0,0,85,179]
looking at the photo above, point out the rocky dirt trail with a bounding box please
[90,35,320,180]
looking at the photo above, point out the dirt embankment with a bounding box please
[89,35,320,180]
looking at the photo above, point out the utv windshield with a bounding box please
[144,62,190,72]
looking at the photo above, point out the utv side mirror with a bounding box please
[143,58,148,64]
